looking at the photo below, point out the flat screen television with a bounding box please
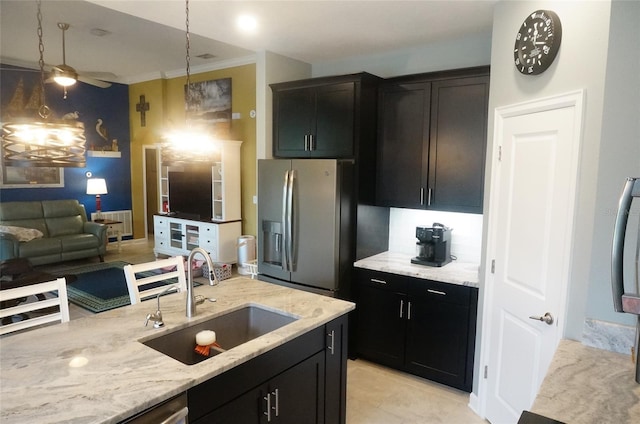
[168,164,212,221]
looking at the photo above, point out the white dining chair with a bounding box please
[123,256,187,305]
[0,277,70,335]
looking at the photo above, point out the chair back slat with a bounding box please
[123,256,187,305]
[0,277,69,335]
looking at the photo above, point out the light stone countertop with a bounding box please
[532,339,640,423]
[0,276,354,424]
[354,251,480,288]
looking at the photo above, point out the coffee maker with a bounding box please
[411,223,452,267]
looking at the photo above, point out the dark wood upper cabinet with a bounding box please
[376,81,431,208]
[271,73,381,160]
[376,66,490,214]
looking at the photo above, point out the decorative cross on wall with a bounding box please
[135,95,150,127]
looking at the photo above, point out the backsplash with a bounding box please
[388,208,483,263]
[582,318,635,355]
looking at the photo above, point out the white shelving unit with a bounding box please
[153,215,241,263]
[158,140,242,221]
[154,140,243,263]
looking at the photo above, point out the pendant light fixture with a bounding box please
[161,0,218,165]
[1,0,86,167]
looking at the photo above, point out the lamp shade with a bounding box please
[86,178,107,195]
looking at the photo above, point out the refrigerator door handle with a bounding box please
[282,170,290,271]
[285,169,296,272]
[611,177,640,313]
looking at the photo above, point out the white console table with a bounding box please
[153,215,241,264]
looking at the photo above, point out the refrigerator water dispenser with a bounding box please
[262,220,283,266]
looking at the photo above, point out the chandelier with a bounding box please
[1,0,86,167]
[161,0,217,166]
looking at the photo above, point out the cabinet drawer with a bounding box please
[407,278,472,306]
[356,268,407,293]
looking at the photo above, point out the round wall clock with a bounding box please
[514,9,562,75]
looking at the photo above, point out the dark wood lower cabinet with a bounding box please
[201,351,325,423]
[188,314,348,424]
[354,268,478,392]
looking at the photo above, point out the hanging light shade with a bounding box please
[1,0,86,168]
[160,0,216,166]
[2,115,86,167]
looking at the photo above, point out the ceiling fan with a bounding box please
[48,22,112,89]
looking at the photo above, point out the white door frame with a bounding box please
[141,144,160,241]
[476,90,585,419]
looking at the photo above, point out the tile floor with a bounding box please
[39,239,486,423]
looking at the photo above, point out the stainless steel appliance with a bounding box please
[411,223,452,267]
[120,393,188,423]
[611,177,640,383]
[257,159,354,296]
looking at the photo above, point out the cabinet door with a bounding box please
[404,284,472,392]
[194,385,263,423]
[428,76,489,213]
[274,88,313,157]
[267,351,325,424]
[325,315,348,424]
[376,82,431,208]
[312,82,355,158]
[355,278,406,368]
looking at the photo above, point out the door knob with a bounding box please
[529,312,554,325]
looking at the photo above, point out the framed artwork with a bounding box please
[0,166,64,188]
[185,78,232,138]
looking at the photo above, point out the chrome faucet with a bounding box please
[145,285,178,328]
[186,247,217,317]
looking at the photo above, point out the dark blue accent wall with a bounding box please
[0,64,132,218]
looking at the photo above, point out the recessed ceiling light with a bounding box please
[236,14,258,33]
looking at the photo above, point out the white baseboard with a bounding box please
[468,393,482,418]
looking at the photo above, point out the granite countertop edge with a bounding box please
[354,251,480,288]
[0,277,354,424]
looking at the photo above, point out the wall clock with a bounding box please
[514,9,562,75]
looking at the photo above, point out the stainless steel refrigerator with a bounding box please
[257,159,355,296]
[611,177,640,382]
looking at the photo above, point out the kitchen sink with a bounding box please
[141,305,298,365]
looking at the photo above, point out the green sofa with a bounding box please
[0,200,108,266]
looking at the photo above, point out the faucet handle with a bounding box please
[208,270,218,286]
[144,313,153,327]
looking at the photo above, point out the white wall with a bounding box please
[586,0,640,325]
[312,33,492,79]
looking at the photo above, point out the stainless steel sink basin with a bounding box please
[141,305,298,365]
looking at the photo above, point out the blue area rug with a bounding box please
[57,261,180,313]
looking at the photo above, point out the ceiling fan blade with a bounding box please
[77,74,112,88]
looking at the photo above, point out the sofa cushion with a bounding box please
[47,216,84,237]
[19,237,62,257]
[0,225,44,242]
[59,234,99,251]
[0,201,44,220]
[42,200,85,219]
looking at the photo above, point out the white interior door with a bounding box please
[482,91,583,424]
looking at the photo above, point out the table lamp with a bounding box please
[86,178,108,220]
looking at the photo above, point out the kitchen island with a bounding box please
[0,276,354,423]
[531,339,640,423]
